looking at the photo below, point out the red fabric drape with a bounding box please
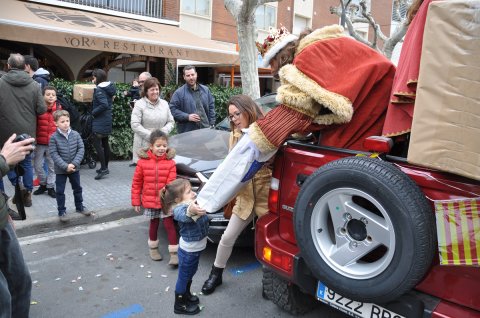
[382,0,433,137]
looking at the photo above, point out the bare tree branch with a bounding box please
[330,0,413,60]
[383,22,408,59]
[344,17,371,47]
[351,17,369,24]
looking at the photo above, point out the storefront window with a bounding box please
[255,5,276,30]
[181,0,211,17]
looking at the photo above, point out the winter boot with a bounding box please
[33,185,47,195]
[23,190,32,207]
[186,280,199,305]
[174,293,200,315]
[168,244,179,266]
[201,265,223,295]
[147,239,162,261]
[47,188,56,198]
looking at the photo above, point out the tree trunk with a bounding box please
[237,22,261,99]
[225,0,280,99]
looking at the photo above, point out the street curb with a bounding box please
[14,206,137,238]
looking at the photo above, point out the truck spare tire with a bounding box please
[294,156,436,303]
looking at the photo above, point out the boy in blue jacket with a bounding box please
[49,110,90,222]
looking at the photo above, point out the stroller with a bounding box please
[79,106,97,169]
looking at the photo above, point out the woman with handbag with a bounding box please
[201,94,272,295]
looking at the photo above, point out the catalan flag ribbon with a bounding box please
[434,198,480,266]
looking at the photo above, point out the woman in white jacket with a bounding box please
[131,77,174,164]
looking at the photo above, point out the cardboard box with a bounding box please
[407,0,480,181]
[73,84,96,103]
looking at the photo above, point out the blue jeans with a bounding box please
[55,171,83,216]
[175,247,202,294]
[6,154,33,192]
[0,222,32,318]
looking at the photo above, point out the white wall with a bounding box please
[180,14,212,39]
[294,0,313,18]
[46,45,100,79]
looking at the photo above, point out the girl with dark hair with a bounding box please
[161,178,208,315]
[91,68,116,180]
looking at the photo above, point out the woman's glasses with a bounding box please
[229,111,242,121]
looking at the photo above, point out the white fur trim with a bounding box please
[98,81,111,87]
[148,239,159,248]
[262,34,298,68]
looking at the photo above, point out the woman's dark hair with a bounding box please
[149,129,168,145]
[92,68,107,84]
[142,77,161,98]
[228,94,264,131]
[160,179,190,215]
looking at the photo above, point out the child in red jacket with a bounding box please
[131,129,178,264]
[33,86,61,198]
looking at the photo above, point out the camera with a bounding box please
[13,133,32,143]
[13,133,35,153]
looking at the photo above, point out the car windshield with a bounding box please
[216,93,278,130]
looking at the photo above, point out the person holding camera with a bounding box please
[0,53,46,207]
[0,133,36,318]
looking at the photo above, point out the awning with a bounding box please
[0,0,239,64]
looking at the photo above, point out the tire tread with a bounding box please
[294,157,436,303]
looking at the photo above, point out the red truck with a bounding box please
[255,137,480,318]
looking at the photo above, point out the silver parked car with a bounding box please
[169,93,278,245]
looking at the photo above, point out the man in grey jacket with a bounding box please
[169,65,215,134]
[0,53,46,207]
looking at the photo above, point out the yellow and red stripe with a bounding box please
[435,198,480,266]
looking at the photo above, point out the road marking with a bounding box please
[229,261,261,276]
[101,304,144,318]
[26,248,86,266]
[19,216,146,246]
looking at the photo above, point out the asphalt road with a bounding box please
[19,216,347,318]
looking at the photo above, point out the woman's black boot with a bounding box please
[174,293,200,315]
[186,280,199,305]
[201,265,223,295]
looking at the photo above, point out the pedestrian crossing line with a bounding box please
[19,216,146,246]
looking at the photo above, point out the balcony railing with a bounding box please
[56,0,164,19]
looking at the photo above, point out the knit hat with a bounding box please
[257,26,298,68]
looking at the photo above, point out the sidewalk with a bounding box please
[4,161,137,237]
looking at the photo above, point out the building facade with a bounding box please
[0,0,395,91]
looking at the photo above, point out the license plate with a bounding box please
[316,282,405,318]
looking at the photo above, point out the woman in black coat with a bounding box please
[91,69,116,180]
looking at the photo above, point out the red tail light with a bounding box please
[268,152,284,214]
[268,177,279,213]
